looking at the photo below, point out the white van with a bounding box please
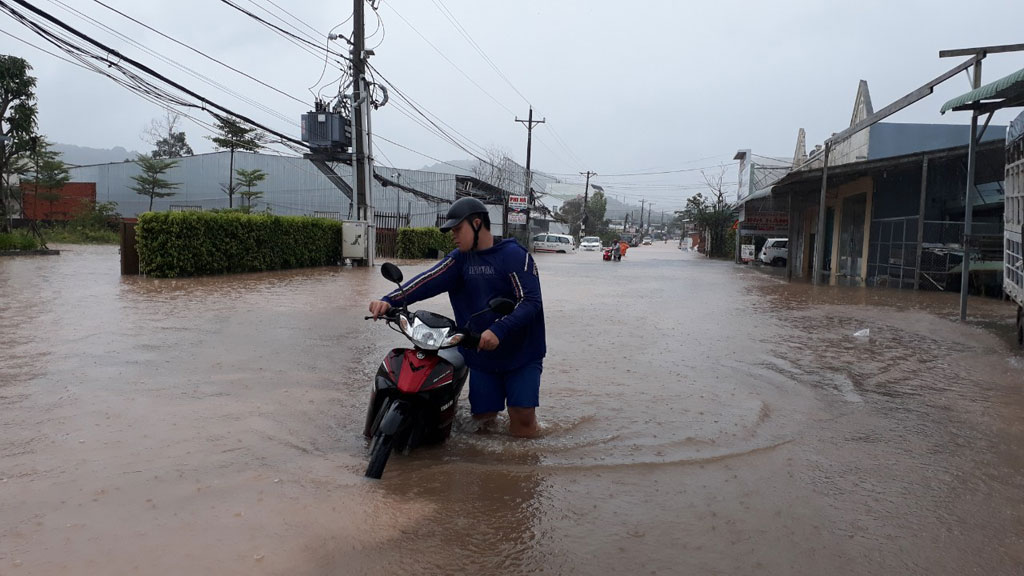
[759,238,788,266]
[531,233,577,253]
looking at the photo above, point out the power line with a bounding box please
[536,119,587,171]
[419,0,591,173]
[0,0,306,149]
[368,63,496,167]
[0,27,89,70]
[378,0,516,117]
[2,12,293,158]
[427,0,530,107]
[46,0,296,126]
[374,134,476,174]
[594,162,739,178]
[366,2,386,51]
[217,0,351,63]
[88,0,308,106]
[255,0,351,45]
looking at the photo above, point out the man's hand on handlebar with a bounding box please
[477,329,499,351]
[368,300,391,320]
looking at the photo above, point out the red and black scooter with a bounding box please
[362,262,513,479]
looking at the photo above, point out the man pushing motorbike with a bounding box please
[368,198,546,438]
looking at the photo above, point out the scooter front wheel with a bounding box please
[366,433,395,479]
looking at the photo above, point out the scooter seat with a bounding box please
[439,347,466,371]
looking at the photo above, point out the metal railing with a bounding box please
[869,217,1003,290]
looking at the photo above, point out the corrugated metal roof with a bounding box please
[1009,109,1024,143]
[940,66,1024,113]
[868,122,1006,159]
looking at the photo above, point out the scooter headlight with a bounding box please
[408,317,454,351]
[441,333,463,347]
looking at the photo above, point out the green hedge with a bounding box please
[396,227,454,259]
[136,211,343,277]
[0,231,40,251]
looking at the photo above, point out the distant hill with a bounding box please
[53,143,142,167]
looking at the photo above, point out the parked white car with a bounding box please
[579,236,602,251]
[759,238,788,266]
[532,233,577,253]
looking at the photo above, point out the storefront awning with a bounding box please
[740,185,776,204]
[940,66,1024,113]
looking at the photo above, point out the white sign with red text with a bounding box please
[508,195,528,210]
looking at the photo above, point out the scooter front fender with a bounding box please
[379,399,414,436]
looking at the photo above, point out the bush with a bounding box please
[0,231,40,251]
[44,224,119,244]
[70,200,121,229]
[135,211,343,277]
[396,227,454,259]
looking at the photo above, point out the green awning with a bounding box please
[941,66,1024,113]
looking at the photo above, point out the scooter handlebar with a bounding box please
[459,331,481,349]
[364,308,402,321]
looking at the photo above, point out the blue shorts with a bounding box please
[468,360,542,414]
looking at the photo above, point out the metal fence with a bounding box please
[374,211,411,258]
[868,217,919,289]
[868,217,1003,290]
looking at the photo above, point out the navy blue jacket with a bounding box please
[381,239,546,372]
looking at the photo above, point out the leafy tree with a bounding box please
[29,141,69,220]
[555,189,608,240]
[235,168,267,207]
[683,167,734,257]
[144,112,193,159]
[70,199,120,229]
[129,154,180,211]
[209,115,264,208]
[0,55,39,232]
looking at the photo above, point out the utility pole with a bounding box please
[647,203,653,236]
[515,107,544,248]
[351,0,374,266]
[639,199,645,231]
[959,59,983,320]
[580,170,596,241]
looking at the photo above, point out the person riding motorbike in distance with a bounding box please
[368,198,547,438]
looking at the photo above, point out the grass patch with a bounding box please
[43,224,119,245]
[0,230,41,251]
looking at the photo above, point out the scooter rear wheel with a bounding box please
[366,433,394,479]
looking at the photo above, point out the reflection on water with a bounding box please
[1,244,1023,575]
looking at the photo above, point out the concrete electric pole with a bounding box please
[580,170,596,241]
[351,0,375,265]
[516,107,544,247]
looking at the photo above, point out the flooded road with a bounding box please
[2,242,1023,575]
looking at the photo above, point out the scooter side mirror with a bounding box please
[381,262,403,284]
[488,297,515,316]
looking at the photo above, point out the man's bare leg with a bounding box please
[473,412,498,433]
[508,407,539,438]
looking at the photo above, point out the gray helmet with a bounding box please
[439,197,489,232]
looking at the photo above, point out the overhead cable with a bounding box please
[88,0,308,106]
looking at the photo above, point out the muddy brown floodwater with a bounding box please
[2,242,1024,575]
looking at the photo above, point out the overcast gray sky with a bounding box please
[1,0,1022,212]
